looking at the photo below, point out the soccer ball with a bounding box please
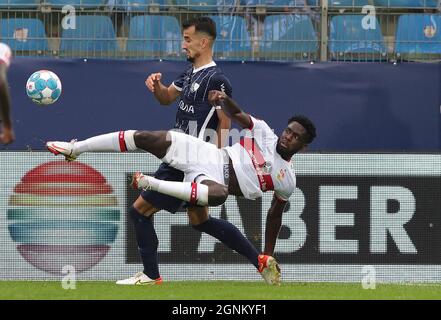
[26,70,62,105]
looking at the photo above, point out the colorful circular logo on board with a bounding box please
[7,161,119,275]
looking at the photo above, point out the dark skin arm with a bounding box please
[208,90,252,129]
[215,108,231,147]
[264,195,287,256]
[0,64,14,144]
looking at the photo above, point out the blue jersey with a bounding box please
[172,61,232,139]
[142,62,232,213]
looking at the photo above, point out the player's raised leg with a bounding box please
[46,130,171,161]
[132,173,228,207]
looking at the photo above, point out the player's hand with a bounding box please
[145,73,162,92]
[208,90,227,106]
[0,126,15,145]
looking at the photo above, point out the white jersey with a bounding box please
[224,116,296,201]
[0,43,12,68]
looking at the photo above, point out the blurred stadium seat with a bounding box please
[209,15,251,60]
[126,15,181,59]
[260,14,318,61]
[329,15,387,60]
[175,0,218,11]
[327,0,369,6]
[395,14,441,60]
[252,0,308,6]
[42,0,105,7]
[0,18,48,55]
[60,15,118,58]
[305,0,370,5]
[374,0,439,8]
[0,0,438,62]
[0,0,39,8]
[114,0,165,11]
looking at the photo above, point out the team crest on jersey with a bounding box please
[190,82,200,93]
[277,168,286,181]
[262,161,272,174]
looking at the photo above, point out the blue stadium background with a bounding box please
[0,0,440,150]
[3,59,441,151]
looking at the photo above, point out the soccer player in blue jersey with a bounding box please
[118,17,278,285]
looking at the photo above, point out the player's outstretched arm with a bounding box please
[263,195,287,256]
[145,72,180,106]
[0,65,14,144]
[208,90,252,129]
[215,108,231,148]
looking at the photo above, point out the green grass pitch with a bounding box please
[1,281,441,300]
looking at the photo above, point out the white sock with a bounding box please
[147,177,209,206]
[73,130,137,156]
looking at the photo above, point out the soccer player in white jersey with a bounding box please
[0,43,14,145]
[46,90,316,283]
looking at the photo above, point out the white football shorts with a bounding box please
[162,130,228,185]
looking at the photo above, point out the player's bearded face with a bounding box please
[182,27,203,63]
[186,50,200,63]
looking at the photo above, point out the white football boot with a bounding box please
[131,172,152,190]
[258,255,281,286]
[46,140,77,162]
[116,272,162,285]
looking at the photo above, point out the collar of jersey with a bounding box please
[192,61,216,73]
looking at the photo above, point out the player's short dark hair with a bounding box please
[288,115,317,144]
[182,16,217,40]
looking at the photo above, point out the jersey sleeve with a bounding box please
[0,43,12,68]
[172,70,187,92]
[248,115,276,138]
[246,115,279,153]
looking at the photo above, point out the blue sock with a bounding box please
[193,216,259,268]
[128,206,160,279]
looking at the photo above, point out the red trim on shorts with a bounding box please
[118,131,127,152]
[190,182,198,204]
[240,137,274,192]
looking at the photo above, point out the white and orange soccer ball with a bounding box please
[26,70,62,105]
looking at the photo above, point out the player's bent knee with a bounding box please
[187,207,209,226]
[208,185,228,206]
[133,130,170,158]
[209,196,227,207]
[133,196,159,217]
[189,211,210,230]
[133,130,153,148]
